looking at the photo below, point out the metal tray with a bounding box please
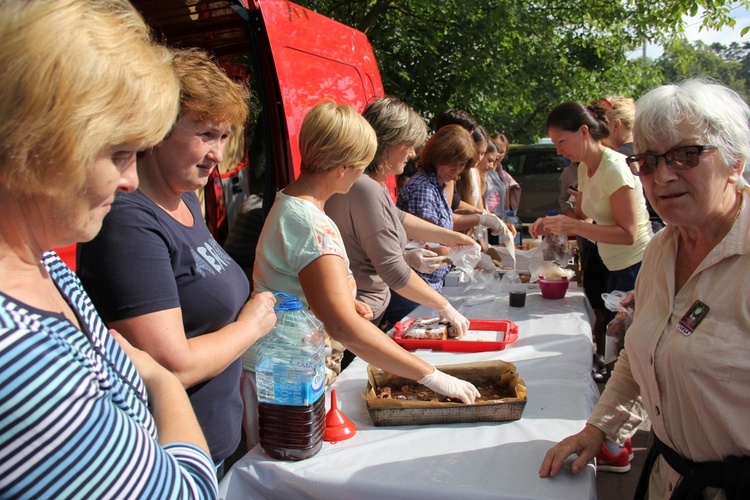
[365,360,527,426]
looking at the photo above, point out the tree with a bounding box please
[657,39,746,98]
[297,0,749,142]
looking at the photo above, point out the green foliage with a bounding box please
[657,39,750,99]
[296,0,748,142]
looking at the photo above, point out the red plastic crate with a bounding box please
[392,318,519,352]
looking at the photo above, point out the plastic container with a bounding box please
[509,290,526,307]
[538,276,570,299]
[392,318,519,352]
[256,293,326,461]
[504,210,523,246]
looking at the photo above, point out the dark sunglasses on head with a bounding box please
[626,145,716,176]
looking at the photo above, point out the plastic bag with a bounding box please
[529,260,574,283]
[602,290,631,314]
[446,245,482,276]
[465,266,497,291]
[601,291,634,364]
[540,233,570,265]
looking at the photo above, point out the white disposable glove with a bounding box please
[438,303,469,338]
[478,212,507,236]
[404,248,449,273]
[418,368,480,404]
[499,220,515,244]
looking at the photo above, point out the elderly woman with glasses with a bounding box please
[540,79,750,499]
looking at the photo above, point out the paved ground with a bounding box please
[595,380,651,499]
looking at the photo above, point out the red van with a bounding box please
[57,0,384,270]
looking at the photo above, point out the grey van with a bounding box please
[504,142,570,223]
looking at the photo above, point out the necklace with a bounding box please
[297,178,326,210]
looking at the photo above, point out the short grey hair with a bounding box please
[633,78,750,190]
[362,96,428,176]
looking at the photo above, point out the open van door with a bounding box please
[132,0,384,236]
[58,0,384,270]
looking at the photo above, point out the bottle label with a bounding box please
[256,355,325,406]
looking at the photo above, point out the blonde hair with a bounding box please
[0,0,179,196]
[171,48,250,127]
[299,102,377,174]
[591,96,636,132]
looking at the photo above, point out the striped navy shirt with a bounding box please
[0,252,217,499]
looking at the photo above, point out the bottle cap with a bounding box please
[273,293,303,311]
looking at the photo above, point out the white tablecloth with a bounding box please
[220,283,599,499]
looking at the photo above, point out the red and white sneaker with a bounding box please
[596,441,631,473]
[624,438,634,461]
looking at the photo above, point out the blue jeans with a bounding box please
[605,261,642,323]
[607,261,642,294]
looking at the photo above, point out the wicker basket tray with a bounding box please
[365,360,527,426]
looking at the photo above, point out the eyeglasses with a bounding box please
[625,145,716,176]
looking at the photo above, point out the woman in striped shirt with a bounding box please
[0,0,217,497]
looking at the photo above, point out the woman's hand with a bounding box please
[404,248,450,273]
[538,214,580,237]
[619,290,636,310]
[443,231,479,248]
[438,303,470,338]
[529,217,546,238]
[418,368,480,404]
[539,424,606,477]
[478,213,507,235]
[239,291,277,339]
[354,299,373,320]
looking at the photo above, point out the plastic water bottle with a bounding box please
[256,293,327,461]
[505,210,523,247]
